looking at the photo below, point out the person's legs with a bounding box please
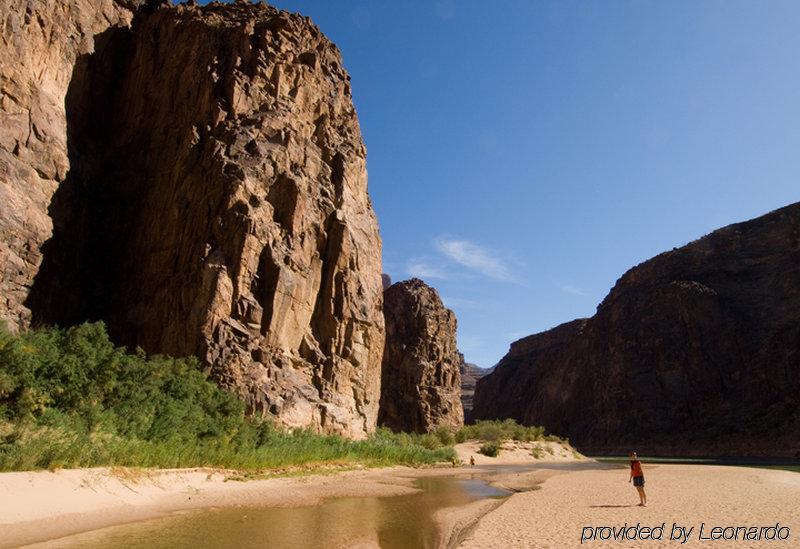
[636,486,646,505]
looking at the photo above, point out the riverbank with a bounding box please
[0,465,422,548]
[0,441,588,548]
[454,439,581,465]
[460,464,800,548]
[0,442,581,548]
[14,450,791,548]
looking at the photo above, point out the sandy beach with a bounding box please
[454,440,581,466]
[460,464,800,548]
[2,452,797,548]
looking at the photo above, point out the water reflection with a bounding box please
[41,463,610,549]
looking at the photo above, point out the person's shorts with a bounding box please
[633,476,645,487]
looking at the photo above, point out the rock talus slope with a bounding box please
[1,0,384,437]
[379,279,464,433]
[474,204,800,457]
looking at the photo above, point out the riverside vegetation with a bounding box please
[461,421,570,458]
[0,323,453,471]
[0,323,563,472]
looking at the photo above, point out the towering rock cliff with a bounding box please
[474,204,800,457]
[379,279,464,433]
[1,0,385,437]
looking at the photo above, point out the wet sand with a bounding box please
[460,464,800,548]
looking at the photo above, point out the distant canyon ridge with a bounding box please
[460,360,492,424]
[473,203,800,458]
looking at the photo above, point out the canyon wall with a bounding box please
[474,204,800,457]
[379,279,464,433]
[1,0,384,437]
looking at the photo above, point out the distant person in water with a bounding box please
[629,452,647,506]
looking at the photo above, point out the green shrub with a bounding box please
[418,433,442,450]
[478,441,500,457]
[457,419,546,443]
[0,322,243,439]
[530,445,544,459]
[433,425,455,446]
[0,323,455,471]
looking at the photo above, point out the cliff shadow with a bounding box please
[25,24,136,338]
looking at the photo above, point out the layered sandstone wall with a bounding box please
[379,279,463,433]
[474,204,800,457]
[1,0,384,437]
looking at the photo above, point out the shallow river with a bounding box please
[38,463,613,549]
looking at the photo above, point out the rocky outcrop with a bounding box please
[379,279,464,433]
[459,356,491,424]
[474,204,800,457]
[2,1,384,437]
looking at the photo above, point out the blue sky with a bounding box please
[265,0,800,367]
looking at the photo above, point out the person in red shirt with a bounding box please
[629,451,647,506]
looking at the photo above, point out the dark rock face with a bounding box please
[2,1,385,437]
[0,0,136,332]
[379,279,464,433]
[474,204,800,457]
[459,356,491,424]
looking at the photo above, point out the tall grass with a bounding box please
[0,323,453,472]
[0,424,455,471]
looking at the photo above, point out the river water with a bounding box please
[37,463,614,549]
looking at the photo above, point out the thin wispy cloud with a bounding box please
[434,237,516,282]
[556,282,588,297]
[406,257,448,280]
